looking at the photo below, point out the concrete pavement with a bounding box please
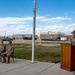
[0,59,74,75]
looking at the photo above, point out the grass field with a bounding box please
[11,43,61,63]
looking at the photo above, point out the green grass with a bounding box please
[10,43,61,63]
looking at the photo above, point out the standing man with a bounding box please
[70,30,75,46]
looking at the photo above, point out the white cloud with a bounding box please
[40,16,71,23]
[36,24,75,35]
[0,15,73,36]
[0,17,33,25]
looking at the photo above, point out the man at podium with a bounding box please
[61,30,75,71]
[70,30,75,46]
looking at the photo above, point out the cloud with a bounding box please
[39,16,71,23]
[0,16,71,25]
[0,15,73,36]
[0,17,33,25]
[36,24,75,35]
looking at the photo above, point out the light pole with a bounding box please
[31,0,36,63]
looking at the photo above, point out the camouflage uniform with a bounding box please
[6,45,14,56]
[70,37,75,46]
[0,45,6,55]
[1,45,14,63]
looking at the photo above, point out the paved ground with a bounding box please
[0,59,74,75]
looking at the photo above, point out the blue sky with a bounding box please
[0,0,75,36]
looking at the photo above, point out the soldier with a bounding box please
[0,41,6,55]
[1,41,14,63]
[70,30,75,46]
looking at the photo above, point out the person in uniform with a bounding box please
[1,41,14,63]
[0,41,6,56]
[70,30,75,46]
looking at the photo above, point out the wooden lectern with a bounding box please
[61,43,75,71]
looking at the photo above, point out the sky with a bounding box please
[0,0,75,36]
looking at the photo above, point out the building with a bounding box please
[0,36,4,39]
[66,34,72,40]
[40,31,65,40]
[13,34,38,40]
[13,34,23,39]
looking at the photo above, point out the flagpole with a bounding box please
[31,0,36,63]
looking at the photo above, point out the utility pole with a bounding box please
[31,0,36,63]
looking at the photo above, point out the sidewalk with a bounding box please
[0,59,74,75]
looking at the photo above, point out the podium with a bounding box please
[61,43,75,71]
